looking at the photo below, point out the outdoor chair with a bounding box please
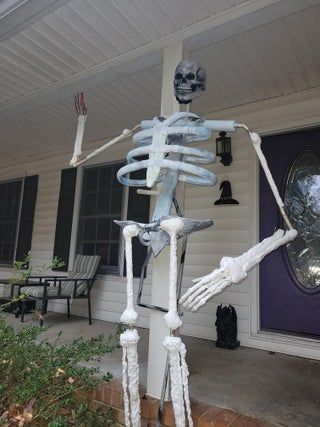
[18,255,101,326]
[0,279,37,315]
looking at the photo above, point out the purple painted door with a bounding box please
[260,127,320,337]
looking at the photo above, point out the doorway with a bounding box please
[259,127,320,337]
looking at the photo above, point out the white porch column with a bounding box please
[146,40,187,398]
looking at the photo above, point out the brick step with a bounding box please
[79,379,281,427]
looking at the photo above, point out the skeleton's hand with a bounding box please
[180,229,297,312]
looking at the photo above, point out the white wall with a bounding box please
[1,86,320,359]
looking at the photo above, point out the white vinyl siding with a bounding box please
[0,87,319,358]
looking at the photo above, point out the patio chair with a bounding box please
[0,279,38,316]
[18,255,101,326]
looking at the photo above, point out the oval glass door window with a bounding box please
[284,150,320,291]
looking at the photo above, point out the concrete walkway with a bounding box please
[5,313,320,427]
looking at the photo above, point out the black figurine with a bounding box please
[215,304,240,350]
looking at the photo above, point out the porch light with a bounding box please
[216,131,233,166]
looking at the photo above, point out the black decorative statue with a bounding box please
[215,304,240,350]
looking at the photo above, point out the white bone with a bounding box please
[70,114,87,167]
[160,217,184,330]
[146,125,168,188]
[180,229,297,311]
[120,329,141,427]
[163,336,193,427]
[120,225,140,325]
[70,127,137,167]
[136,189,160,196]
[249,132,293,230]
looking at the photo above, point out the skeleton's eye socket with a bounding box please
[175,73,183,80]
[186,73,195,80]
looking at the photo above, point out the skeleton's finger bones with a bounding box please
[180,229,298,312]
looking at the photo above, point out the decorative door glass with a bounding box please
[284,150,320,290]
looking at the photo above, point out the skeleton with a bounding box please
[70,59,297,427]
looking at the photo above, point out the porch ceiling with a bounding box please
[1,0,320,160]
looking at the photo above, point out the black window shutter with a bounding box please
[16,175,38,261]
[126,168,150,278]
[53,168,77,271]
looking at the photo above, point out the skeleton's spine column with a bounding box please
[146,40,188,398]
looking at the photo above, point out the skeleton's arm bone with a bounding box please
[179,229,297,311]
[70,114,87,167]
[235,125,293,230]
[140,115,236,133]
[70,126,139,167]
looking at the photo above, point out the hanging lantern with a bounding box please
[216,131,233,166]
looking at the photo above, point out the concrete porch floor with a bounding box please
[5,312,320,427]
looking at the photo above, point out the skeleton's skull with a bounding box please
[174,59,206,104]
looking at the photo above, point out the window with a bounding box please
[0,176,38,264]
[77,163,124,274]
[0,179,22,263]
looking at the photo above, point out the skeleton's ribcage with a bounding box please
[117,125,217,188]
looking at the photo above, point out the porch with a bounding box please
[6,312,320,427]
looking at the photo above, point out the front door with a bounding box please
[260,127,320,337]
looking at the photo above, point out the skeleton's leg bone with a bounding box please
[160,217,184,331]
[163,336,193,427]
[120,224,140,325]
[180,229,297,311]
[120,329,141,427]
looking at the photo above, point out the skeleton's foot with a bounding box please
[163,336,193,427]
[120,329,141,427]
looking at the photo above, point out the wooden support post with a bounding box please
[146,40,188,398]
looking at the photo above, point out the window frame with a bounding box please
[75,160,128,276]
[0,177,24,266]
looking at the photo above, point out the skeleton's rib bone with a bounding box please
[120,329,141,427]
[160,217,184,331]
[163,337,193,427]
[137,189,160,196]
[70,114,87,167]
[118,158,216,187]
[120,224,140,325]
[180,229,297,311]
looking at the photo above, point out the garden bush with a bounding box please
[0,314,121,426]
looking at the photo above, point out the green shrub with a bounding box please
[0,316,121,426]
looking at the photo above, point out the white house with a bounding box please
[0,0,320,377]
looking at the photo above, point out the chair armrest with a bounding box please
[49,278,92,297]
[27,275,63,282]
